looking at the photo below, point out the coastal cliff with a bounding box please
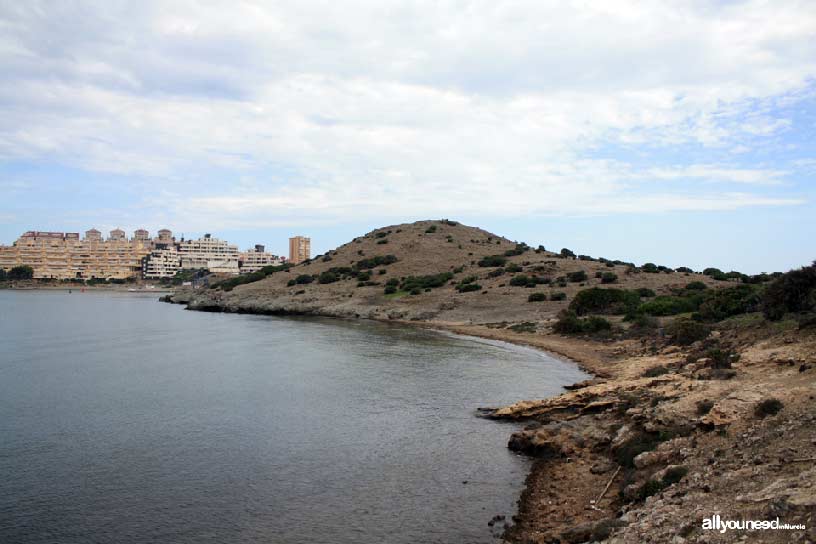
[165,220,816,543]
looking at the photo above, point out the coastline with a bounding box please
[162,289,816,543]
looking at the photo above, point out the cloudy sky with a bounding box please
[1,1,814,272]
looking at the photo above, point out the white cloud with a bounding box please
[0,0,813,223]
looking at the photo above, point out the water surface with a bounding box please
[0,290,586,543]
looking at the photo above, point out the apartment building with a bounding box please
[178,234,240,274]
[0,229,153,280]
[142,246,182,278]
[288,236,311,264]
[239,244,285,274]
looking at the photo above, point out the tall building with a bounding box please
[288,236,311,264]
[133,229,150,242]
[142,247,182,278]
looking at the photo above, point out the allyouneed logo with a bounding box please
[702,515,806,533]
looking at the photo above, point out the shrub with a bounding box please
[0,268,5,281]
[357,271,372,282]
[668,318,710,345]
[8,265,34,280]
[762,262,816,320]
[755,398,783,418]
[478,255,507,267]
[400,272,454,292]
[318,271,339,284]
[553,310,612,334]
[425,225,437,233]
[638,295,702,316]
[503,243,530,257]
[636,287,656,298]
[568,270,588,282]
[560,248,576,258]
[696,285,761,322]
[705,348,739,369]
[629,314,659,333]
[569,288,640,315]
[384,285,397,294]
[355,255,398,270]
[294,274,314,285]
[378,269,387,275]
[217,263,293,291]
[442,219,457,226]
[601,272,618,284]
[505,263,522,273]
[376,239,388,245]
[676,267,694,273]
[375,232,388,238]
[550,292,567,301]
[509,274,550,287]
[685,281,707,290]
[487,267,505,278]
[456,283,482,292]
[509,322,537,333]
[528,292,547,302]
[642,263,659,273]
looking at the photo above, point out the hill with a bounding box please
[174,219,731,327]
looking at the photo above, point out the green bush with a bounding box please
[294,274,314,285]
[528,292,547,302]
[762,262,816,320]
[425,225,437,233]
[560,248,576,258]
[685,281,707,290]
[0,268,6,281]
[676,267,694,273]
[355,255,398,270]
[569,288,640,315]
[376,239,388,245]
[384,285,397,294]
[696,285,761,321]
[638,295,702,316]
[505,263,522,273]
[509,274,550,287]
[456,283,482,292]
[553,310,612,334]
[478,255,507,267]
[487,267,505,278]
[601,272,618,284]
[400,272,454,292]
[636,287,656,297]
[503,243,530,257]
[568,270,588,282]
[216,263,293,291]
[318,271,339,284]
[642,263,659,273]
[375,232,387,238]
[668,318,710,345]
[8,265,34,280]
[550,292,567,301]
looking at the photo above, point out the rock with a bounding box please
[634,450,668,469]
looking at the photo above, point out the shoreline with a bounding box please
[161,289,816,543]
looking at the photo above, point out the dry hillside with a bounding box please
[174,219,728,326]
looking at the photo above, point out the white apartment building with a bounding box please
[143,247,182,278]
[178,234,239,275]
[239,245,285,274]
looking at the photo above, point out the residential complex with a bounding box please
[0,229,153,280]
[1,228,289,280]
[289,236,311,264]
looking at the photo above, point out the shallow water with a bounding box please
[0,290,586,543]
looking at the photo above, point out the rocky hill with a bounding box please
[171,219,728,327]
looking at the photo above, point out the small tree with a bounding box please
[9,265,34,280]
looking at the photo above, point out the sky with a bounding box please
[0,1,814,274]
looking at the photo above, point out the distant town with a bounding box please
[0,229,311,281]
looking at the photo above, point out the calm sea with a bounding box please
[0,290,586,543]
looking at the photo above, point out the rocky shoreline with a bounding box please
[161,288,815,543]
